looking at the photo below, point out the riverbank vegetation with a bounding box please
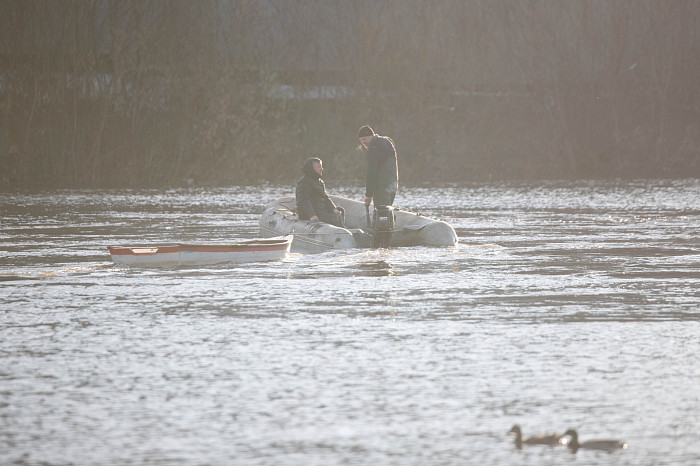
[1,0,699,188]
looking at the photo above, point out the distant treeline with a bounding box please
[1,0,699,188]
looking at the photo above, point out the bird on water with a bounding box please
[562,428,628,453]
[508,424,563,449]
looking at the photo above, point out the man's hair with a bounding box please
[357,125,375,138]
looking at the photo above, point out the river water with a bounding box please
[1,179,699,465]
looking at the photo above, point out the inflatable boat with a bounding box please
[259,195,458,253]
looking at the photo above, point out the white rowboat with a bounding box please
[108,236,292,266]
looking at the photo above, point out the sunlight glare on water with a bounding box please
[1,179,700,465]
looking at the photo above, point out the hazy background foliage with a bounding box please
[1,0,699,188]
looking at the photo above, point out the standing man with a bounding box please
[357,125,398,208]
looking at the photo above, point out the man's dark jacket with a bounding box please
[365,136,398,207]
[296,157,338,220]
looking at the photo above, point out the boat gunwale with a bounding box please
[108,236,292,257]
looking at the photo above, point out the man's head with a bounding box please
[302,157,323,177]
[312,159,323,176]
[357,125,375,148]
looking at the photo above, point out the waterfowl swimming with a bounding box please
[508,424,562,449]
[563,428,628,453]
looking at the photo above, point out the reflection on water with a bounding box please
[355,259,396,277]
[1,180,700,465]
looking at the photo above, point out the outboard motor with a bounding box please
[371,205,395,248]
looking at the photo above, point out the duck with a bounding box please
[563,428,628,453]
[508,424,563,449]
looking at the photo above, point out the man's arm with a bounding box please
[365,148,381,199]
[321,180,337,213]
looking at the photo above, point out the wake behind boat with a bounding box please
[260,195,458,253]
[108,236,292,266]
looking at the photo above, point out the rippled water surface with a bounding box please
[2,180,700,465]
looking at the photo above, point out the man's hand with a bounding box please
[364,197,372,206]
[310,215,319,221]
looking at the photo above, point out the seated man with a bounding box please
[295,157,345,227]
